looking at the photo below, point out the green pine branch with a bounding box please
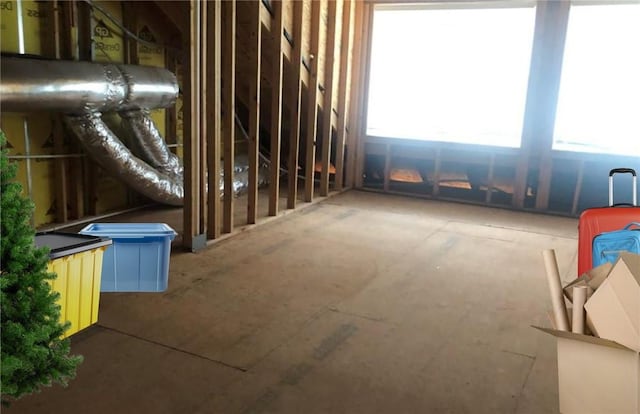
[1,129,82,405]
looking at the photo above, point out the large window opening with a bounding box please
[366,2,536,148]
[553,2,640,156]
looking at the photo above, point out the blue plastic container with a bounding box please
[79,223,177,292]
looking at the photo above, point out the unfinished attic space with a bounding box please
[2,0,640,413]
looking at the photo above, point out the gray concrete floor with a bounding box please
[12,191,578,414]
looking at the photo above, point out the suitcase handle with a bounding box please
[609,168,636,177]
[609,168,637,207]
[623,222,640,230]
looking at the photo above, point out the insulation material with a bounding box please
[92,1,124,63]
[0,114,29,198]
[94,170,129,215]
[314,160,336,174]
[136,22,166,138]
[25,113,56,226]
[390,168,423,183]
[31,159,55,226]
[148,109,166,141]
[0,113,56,227]
[0,0,45,55]
[137,23,164,68]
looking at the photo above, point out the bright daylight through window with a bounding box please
[553,2,640,156]
[366,3,536,148]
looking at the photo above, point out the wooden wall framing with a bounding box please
[287,0,305,209]
[303,0,322,203]
[14,0,361,247]
[207,0,222,240]
[335,0,355,191]
[222,0,236,235]
[319,0,338,197]
[269,1,284,216]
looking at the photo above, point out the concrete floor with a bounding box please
[13,191,579,414]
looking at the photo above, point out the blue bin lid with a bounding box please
[35,232,113,260]
[79,223,177,240]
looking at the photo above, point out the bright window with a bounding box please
[366,3,536,148]
[553,2,640,156]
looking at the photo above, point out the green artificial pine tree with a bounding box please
[0,129,82,405]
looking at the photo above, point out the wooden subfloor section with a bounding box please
[13,191,578,414]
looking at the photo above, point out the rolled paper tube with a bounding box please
[572,286,588,334]
[542,249,570,331]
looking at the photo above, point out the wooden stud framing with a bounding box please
[42,2,69,223]
[247,1,262,224]
[269,0,284,216]
[287,0,305,209]
[199,0,209,235]
[485,154,496,204]
[183,0,203,251]
[432,148,442,197]
[571,160,585,215]
[207,0,222,239]
[122,2,139,64]
[351,2,372,189]
[222,0,236,233]
[320,0,338,197]
[535,156,553,210]
[383,143,391,192]
[51,117,68,223]
[166,54,179,156]
[78,0,93,217]
[304,0,322,202]
[41,1,60,59]
[335,0,354,191]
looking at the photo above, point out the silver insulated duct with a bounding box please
[0,57,178,113]
[63,112,184,206]
[118,110,183,180]
[0,56,270,206]
[1,56,184,205]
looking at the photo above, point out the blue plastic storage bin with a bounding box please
[79,223,177,292]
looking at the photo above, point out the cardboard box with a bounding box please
[563,261,612,302]
[584,253,640,352]
[535,327,640,414]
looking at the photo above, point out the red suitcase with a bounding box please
[577,168,639,276]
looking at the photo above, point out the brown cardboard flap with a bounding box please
[584,261,613,290]
[532,326,634,351]
[618,253,640,285]
[564,262,613,302]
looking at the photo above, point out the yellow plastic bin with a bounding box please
[35,232,112,338]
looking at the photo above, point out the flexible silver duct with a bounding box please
[224,154,271,197]
[118,110,183,180]
[63,112,184,206]
[1,56,270,206]
[0,57,178,113]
